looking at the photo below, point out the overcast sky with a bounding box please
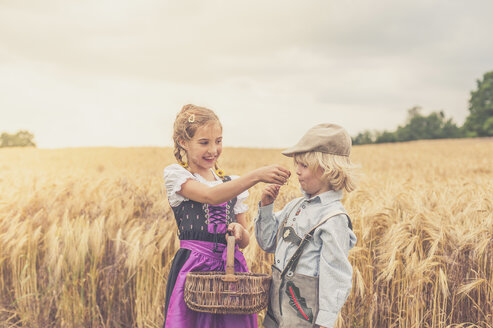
[1,0,492,148]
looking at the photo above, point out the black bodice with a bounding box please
[170,176,237,246]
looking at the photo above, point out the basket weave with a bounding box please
[184,236,271,314]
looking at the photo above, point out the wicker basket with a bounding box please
[184,236,272,314]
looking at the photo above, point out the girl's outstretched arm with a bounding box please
[179,165,291,205]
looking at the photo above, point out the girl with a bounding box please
[163,104,291,328]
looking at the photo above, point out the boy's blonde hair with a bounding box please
[172,104,224,176]
[294,151,359,192]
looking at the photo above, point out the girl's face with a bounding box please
[182,122,223,174]
[295,161,329,197]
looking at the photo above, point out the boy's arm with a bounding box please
[254,202,283,253]
[315,215,356,328]
[254,184,286,252]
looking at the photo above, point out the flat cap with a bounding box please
[282,123,351,157]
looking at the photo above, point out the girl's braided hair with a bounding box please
[173,104,225,178]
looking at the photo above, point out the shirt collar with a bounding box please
[301,188,343,204]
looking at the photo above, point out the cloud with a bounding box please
[0,0,333,82]
[1,0,492,147]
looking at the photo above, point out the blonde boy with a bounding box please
[255,123,358,328]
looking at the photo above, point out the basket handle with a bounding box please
[222,235,237,282]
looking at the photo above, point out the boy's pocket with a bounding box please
[280,274,319,327]
[285,281,315,322]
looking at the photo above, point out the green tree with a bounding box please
[362,106,463,144]
[375,130,397,143]
[441,118,463,139]
[352,130,377,145]
[463,70,493,136]
[0,130,36,147]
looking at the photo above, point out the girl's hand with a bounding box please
[261,184,280,207]
[255,165,291,185]
[227,223,245,244]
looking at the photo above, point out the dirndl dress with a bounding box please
[163,175,257,328]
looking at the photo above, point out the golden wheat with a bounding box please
[0,140,491,327]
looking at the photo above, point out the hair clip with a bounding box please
[179,161,189,168]
[215,168,224,178]
[188,114,195,123]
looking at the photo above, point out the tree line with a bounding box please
[0,130,36,148]
[353,70,493,145]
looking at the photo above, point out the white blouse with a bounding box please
[163,163,249,214]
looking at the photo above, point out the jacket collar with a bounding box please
[302,189,343,204]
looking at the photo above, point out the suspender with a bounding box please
[275,197,353,277]
[276,198,304,246]
[279,210,346,278]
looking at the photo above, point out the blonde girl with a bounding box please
[163,104,290,328]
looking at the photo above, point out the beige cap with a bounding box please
[282,123,351,157]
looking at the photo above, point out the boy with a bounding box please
[254,123,358,328]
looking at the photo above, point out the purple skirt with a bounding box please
[164,240,258,328]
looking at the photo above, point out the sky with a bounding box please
[1,0,492,148]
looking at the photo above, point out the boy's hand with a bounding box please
[261,184,281,207]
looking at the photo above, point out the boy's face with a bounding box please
[295,161,329,197]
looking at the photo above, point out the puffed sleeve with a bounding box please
[163,164,196,207]
[230,175,249,214]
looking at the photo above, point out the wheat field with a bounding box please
[0,139,491,328]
